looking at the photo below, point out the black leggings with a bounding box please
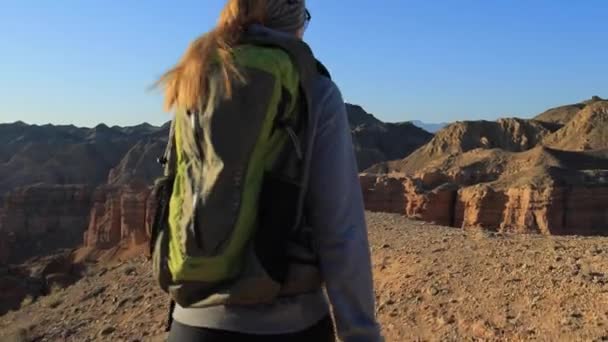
[168,316,336,342]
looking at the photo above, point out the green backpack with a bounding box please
[150,30,330,309]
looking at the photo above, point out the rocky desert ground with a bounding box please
[2,212,608,342]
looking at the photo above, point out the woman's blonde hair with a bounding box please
[156,0,269,112]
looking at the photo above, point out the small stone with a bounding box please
[429,286,439,296]
[99,326,116,336]
[80,286,107,302]
[61,329,75,339]
[437,315,456,326]
[124,266,137,276]
[98,268,108,277]
[116,298,130,309]
[381,244,391,249]
[132,295,144,303]
[570,312,583,319]
[470,320,496,338]
[48,298,63,309]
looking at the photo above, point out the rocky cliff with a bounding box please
[543,100,608,151]
[83,185,154,253]
[347,104,433,170]
[0,185,93,264]
[534,95,604,125]
[0,122,168,263]
[363,97,608,235]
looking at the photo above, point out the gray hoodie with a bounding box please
[173,25,382,342]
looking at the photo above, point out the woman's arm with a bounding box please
[307,82,382,342]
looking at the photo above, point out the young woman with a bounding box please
[156,1,382,341]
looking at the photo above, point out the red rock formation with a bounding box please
[360,174,458,227]
[498,187,561,234]
[557,186,608,235]
[84,185,154,252]
[0,185,92,263]
[457,185,509,231]
[360,174,407,214]
[120,187,152,246]
[361,173,608,235]
[407,182,459,227]
[85,187,121,249]
[456,180,608,235]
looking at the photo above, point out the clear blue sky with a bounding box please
[1,0,606,127]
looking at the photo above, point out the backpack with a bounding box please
[150,29,331,310]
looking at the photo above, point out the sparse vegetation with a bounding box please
[19,295,34,308]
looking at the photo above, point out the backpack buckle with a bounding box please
[157,156,168,166]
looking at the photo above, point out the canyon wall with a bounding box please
[83,185,155,253]
[0,185,93,263]
[360,174,608,235]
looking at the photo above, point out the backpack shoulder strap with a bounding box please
[159,117,177,176]
[239,30,328,236]
[240,30,318,117]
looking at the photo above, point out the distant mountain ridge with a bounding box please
[0,121,168,195]
[346,103,433,170]
[410,120,448,133]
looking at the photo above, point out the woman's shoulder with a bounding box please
[312,75,345,123]
[312,75,342,108]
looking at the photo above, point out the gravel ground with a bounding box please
[2,212,608,341]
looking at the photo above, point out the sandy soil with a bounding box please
[2,212,608,341]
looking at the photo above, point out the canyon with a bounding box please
[1,97,607,338]
[0,104,430,265]
[362,97,608,235]
[1,98,606,267]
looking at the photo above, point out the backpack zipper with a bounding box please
[284,125,303,160]
[189,110,205,250]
